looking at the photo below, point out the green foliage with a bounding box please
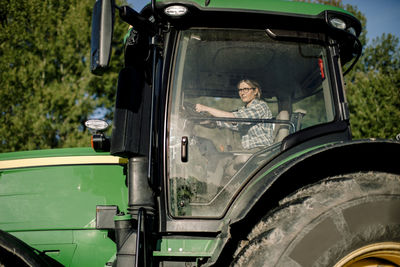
[346,70,400,139]
[360,34,400,74]
[0,0,126,152]
[346,34,400,139]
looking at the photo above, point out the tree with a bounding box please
[346,34,400,139]
[360,34,400,74]
[0,0,126,152]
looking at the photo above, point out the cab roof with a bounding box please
[154,0,354,17]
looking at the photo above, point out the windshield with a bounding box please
[167,28,335,217]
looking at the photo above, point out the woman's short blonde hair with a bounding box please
[237,79,262,98]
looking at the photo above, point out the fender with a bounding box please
[208,139,400,266]
[0,230,55,266]
[228,139,400,225]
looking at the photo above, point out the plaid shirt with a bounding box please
[218,99,273,149]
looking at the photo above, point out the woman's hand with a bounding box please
[195,104,208,113]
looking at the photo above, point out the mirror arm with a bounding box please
[343,36,362,76]
[116,5,156,36]
[151,0,156,15]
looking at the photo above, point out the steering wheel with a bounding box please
[182,102,203,117]
[182,102,217,128]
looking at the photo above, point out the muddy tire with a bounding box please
[232,172,400,267]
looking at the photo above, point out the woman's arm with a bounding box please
[195,104,235,118]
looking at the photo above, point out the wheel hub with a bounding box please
[334,242,400,267]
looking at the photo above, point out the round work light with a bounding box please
[164,5,188,17]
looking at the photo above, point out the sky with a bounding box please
[127,0,400,44]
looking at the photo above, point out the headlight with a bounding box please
[85,119,109,132]
[329,17,346,30]
[164,5,188,17]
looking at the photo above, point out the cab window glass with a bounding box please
[168,28,334,217]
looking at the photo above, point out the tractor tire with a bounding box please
[231,172,400,267]
[0,230,52,267]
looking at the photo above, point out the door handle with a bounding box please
[181,136,188,162]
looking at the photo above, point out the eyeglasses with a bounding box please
[238,87,255,94]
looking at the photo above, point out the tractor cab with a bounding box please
[167,27,340,217]
[90,0,362,220]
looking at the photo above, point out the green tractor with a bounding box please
[1,0,400,266]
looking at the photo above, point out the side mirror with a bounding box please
[90,0,115,75]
